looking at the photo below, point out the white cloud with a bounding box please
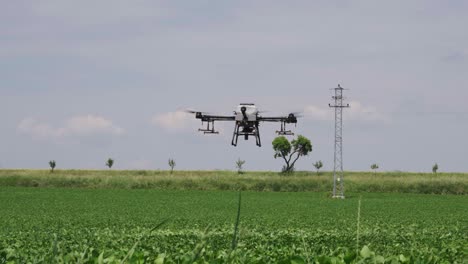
[18,118,61,138]
[17,115,124,139]
[346,101,387,122]
[303,101,387,122]
[303,105,332,121]
[150,111,194,131]
[63,115,124,136]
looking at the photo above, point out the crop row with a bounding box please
[1,226,466,263]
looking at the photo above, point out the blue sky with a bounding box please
[1,1,467,172]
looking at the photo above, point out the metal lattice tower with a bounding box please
[329,84,350,199]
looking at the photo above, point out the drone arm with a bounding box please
[194,114,235,134]
[196,115,235,122]
[258,116,297,123]
[258,117,286,123]
[258,115,298,136]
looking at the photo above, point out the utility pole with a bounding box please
[329,84,350,199]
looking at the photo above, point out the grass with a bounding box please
[0,187,466,262]
[0,169,466,194]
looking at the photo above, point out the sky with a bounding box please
[1,0,467,172]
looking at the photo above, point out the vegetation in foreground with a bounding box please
[0,169,466,194]
[0,188,466,263]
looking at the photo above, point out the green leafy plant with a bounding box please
[235,158,246,174]
[120,219,168,263]
[168,159,176,174]
[106,158,114,169]
[231,191,242,250]
[272,135,312,173]
[49,160,56,173]
[313,160,323,175]
[371,163,379,176]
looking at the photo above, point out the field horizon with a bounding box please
[0,169,466,194]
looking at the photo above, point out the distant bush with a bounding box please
[235,158,246,174]
[370,164,379,176]
[168,159,176,174]
[49,161,56,173]
[432,163,438,174]
[313,161,323,175]
[106,158,114,169]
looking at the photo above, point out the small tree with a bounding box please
[168,159,176,174]
[49,160,56,173]
[370,163,379,176]
[272,135,312,173]
[106,158,114,169]
[313,160,323,175]
[235,158,246,174]
[432,163,438,174]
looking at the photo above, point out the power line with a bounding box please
[329,84,350,199]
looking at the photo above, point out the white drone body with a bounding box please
[235,104,258,122]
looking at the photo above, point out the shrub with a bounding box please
[49,160,56,173]
[168,159,176,174]
[235,158,246,174]
[106,158,114,169]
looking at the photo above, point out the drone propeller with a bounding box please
[290,112,303,118]
[183,109,199,114]
[181,108,210,114]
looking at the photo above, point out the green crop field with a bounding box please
[0,187,466,263]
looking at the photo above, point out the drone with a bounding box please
[186,103,299,147]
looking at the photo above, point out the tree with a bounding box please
[272,135,312,173]
[49,160,56,173]
[106,158,114,169]
[313,160,323,175]
[370,163,379,176]
[235,158,246,174]
[432,163,438,174]
[168,159,176,174]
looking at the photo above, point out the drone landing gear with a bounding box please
[276,121,294,136]
[199,121,219,134]
[231,122,261,147]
